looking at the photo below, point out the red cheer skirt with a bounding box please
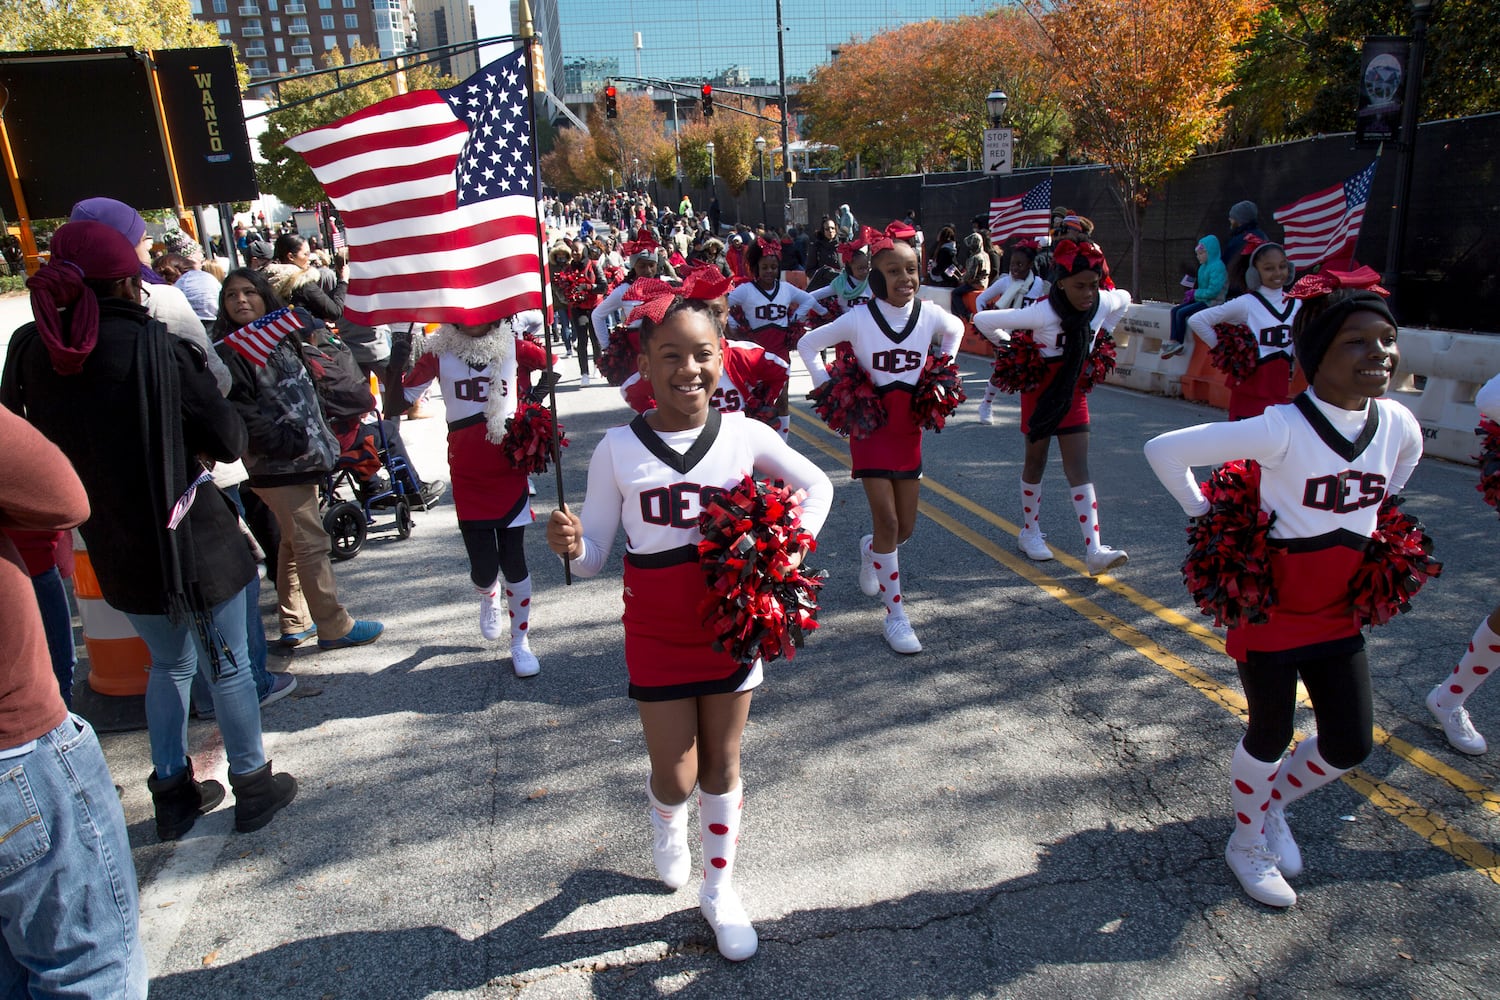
[850,386,921,479]
[448,421,532,527]
[1226,541,1365,662]
[1019,357,1089,436]
[1228,355,1293,421]
[622,549,757,701]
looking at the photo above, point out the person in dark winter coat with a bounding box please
[267,234,348,323]
[1222,200,1269,297]
[1,222,298,842]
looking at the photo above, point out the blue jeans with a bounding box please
[1168,299,1212,345]
[192,487,272,712]
[126,582,267,779]
[30,568,75,710]
[0,715,146,999]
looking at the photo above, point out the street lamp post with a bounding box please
[607,167,614,192]
[755,136,768,227]
[705,140,715,206]
[1382,0,1435,301]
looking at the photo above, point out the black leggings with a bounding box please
[572,312,603,374]
[1237,647,1373,769]
[460,525,528,589]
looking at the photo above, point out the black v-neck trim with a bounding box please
[1251,290,1296,323]
[755,280,781,303]
[629,408,722,474]
[867,298,921,344]
[1294,392,1379,462]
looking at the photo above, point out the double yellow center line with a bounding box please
[789,412,1500,885]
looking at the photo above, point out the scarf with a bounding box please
[27,221,140,375]
[1029,285,1099,442]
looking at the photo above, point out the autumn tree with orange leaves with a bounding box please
[540,89,674,193]
[800,11,1068,175]
[1025,0,1262,291]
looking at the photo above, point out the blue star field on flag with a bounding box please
[441,50,537,206]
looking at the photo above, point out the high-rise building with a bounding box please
[555,0,992,89]
[189,0,413,95]
[411,0,478,78]
[512,0,562,95]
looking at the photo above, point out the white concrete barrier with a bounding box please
[1107,301,1189,397]
[1386,328,1500,465]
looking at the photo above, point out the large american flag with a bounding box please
[285,49,544,326]
[1272,161,1377,270]
[989,179,1051,244]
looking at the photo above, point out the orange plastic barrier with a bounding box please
[72,531,150,696]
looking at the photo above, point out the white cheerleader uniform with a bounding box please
[571,410,833,700]
[1187,288,1301,419]
[726,279,826,361]
[620,340,790,422]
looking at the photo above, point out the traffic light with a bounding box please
[605,85,618,119]
[701,83,714,118]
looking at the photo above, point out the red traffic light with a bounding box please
[606,85,617,98]
[604,84,618,119]
[700,83,714,118]
[701,84,712,97]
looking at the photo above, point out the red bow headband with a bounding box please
[625,276,680,325]
[1011,237,1040,251]
[1239,233,1268,256]
[1284,265,1389,301]
[755,236,782,259]
[678,264,731,301]
[884,220,917,241]
[1051,239,1106,277]
[622,232,661,258]
[837,240,865,265]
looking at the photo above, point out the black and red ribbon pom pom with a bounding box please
[911,353,967,432]
[988,330,1047,393]
[501,400,568,474]
[1209,323,1259,386]
[1182,459,1277,628]
[1078,330,1117,392]
[595,327,639,386]
[807,343,886,439]
[1476,418,1500,517]
[1350,495,1442,627]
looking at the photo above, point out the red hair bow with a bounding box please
[1239,233,1268,256]
[756,236,782,259]
[621,231,661,257]
[679,264,731,301]
[1284,265,1389,301]
[625,276,680,325]
[1051,239,1106,276]
[884,220,917,241]
[1012,237,1040,251]
[837,240,863,265]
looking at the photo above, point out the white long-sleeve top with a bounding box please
[590,282,643,349]
[796,298,963,390]
[725,280,826,337]
[1477,371,1500,419]
[1185,287,1299,355]
[1143,390,1423,539]
[973,288,1132,355]
[975,273,1046,311]
[569,410,833,578]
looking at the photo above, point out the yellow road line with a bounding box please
[789,415,1500,883]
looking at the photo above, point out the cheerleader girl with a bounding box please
[973,240,1132,572]
[1144,274,1424,907]
[973,241,1047,425]
[1185,240,1300,419]
[404,319,547,677]
[726,238,826,436]
[808,244,872,317]
[545,296,832,960]
[589,237,666,385]
[796,238,964,654]
[1425,369,1500,755]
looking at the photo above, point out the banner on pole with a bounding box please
[1356,36,1410,146]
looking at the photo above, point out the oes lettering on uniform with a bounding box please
[1302,469,1387,513]
[1260,324,1292,348]
[639,483,728,527]
[710,387,742,412]
[753,303,789,323]
[871,349,923,374]
[451,376,498,402]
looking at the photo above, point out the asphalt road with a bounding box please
[4,292,1498,998]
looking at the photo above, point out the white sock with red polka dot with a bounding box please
[1433,619,1500,710]
[700,784,743,896]
[1020,479,1042,534]
[1228,740,1280,849]
[983,383,999,405]
[1269,736,1346,810]
[1070,482,1102,550]
[777,415,791,439]
[872,547,906,619]
[506,576,533,651]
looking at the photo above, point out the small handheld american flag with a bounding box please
[219,307,305,367]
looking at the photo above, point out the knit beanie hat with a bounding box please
[1228,200,1259,226]
[27,221,141,375]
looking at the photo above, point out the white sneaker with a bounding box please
[1262,808,1302,878]
[1085,544,1128,576]
[478,589,503,640]
[580,372,592,387]
[1427,687,1488,755]
[1224,840,1296,908]
[1016,526,1054,561]
[858,534,880,597]
[699,886,758,961]
[883,615,922,654]
[977,400,994,425]
[510,640,540,678]
[647,794,691,890]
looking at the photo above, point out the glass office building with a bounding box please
[556,0,995,89]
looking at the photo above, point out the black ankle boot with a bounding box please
[147,758,226,841]
[228,761,297,833]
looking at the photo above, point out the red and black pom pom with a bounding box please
[556,270,595,306]
[742,380,780,427]
[784,320,809,353]
[988,330,1047,393]
[696,476,822,666]
[911,353,967,432]
[1182,459,1277,628]
[1350,495,1442,627]
[1209,323,1259,386]
[728,303,750,336]
[501,400,569,474]
[807,344,886,439]
[1476,418,1500,517]
[595,327,639,386]
[806,296,842,330]
[1078,330,1117,392]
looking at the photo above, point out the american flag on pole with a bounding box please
[220,306,305,367]
[284,48,544,326]
[989,179,1051,244]
[1272,161,1377,270]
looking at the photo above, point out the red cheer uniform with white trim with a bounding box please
[619,339,789,422]
[1188,288,1302,419]
[797,297,964,479]
[569,410,833,700]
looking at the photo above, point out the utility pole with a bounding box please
[775,0,792,232]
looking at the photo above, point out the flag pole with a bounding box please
[520,31,571,585]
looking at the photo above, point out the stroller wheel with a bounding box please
[324,501,366,560]
[394,500,413,540]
